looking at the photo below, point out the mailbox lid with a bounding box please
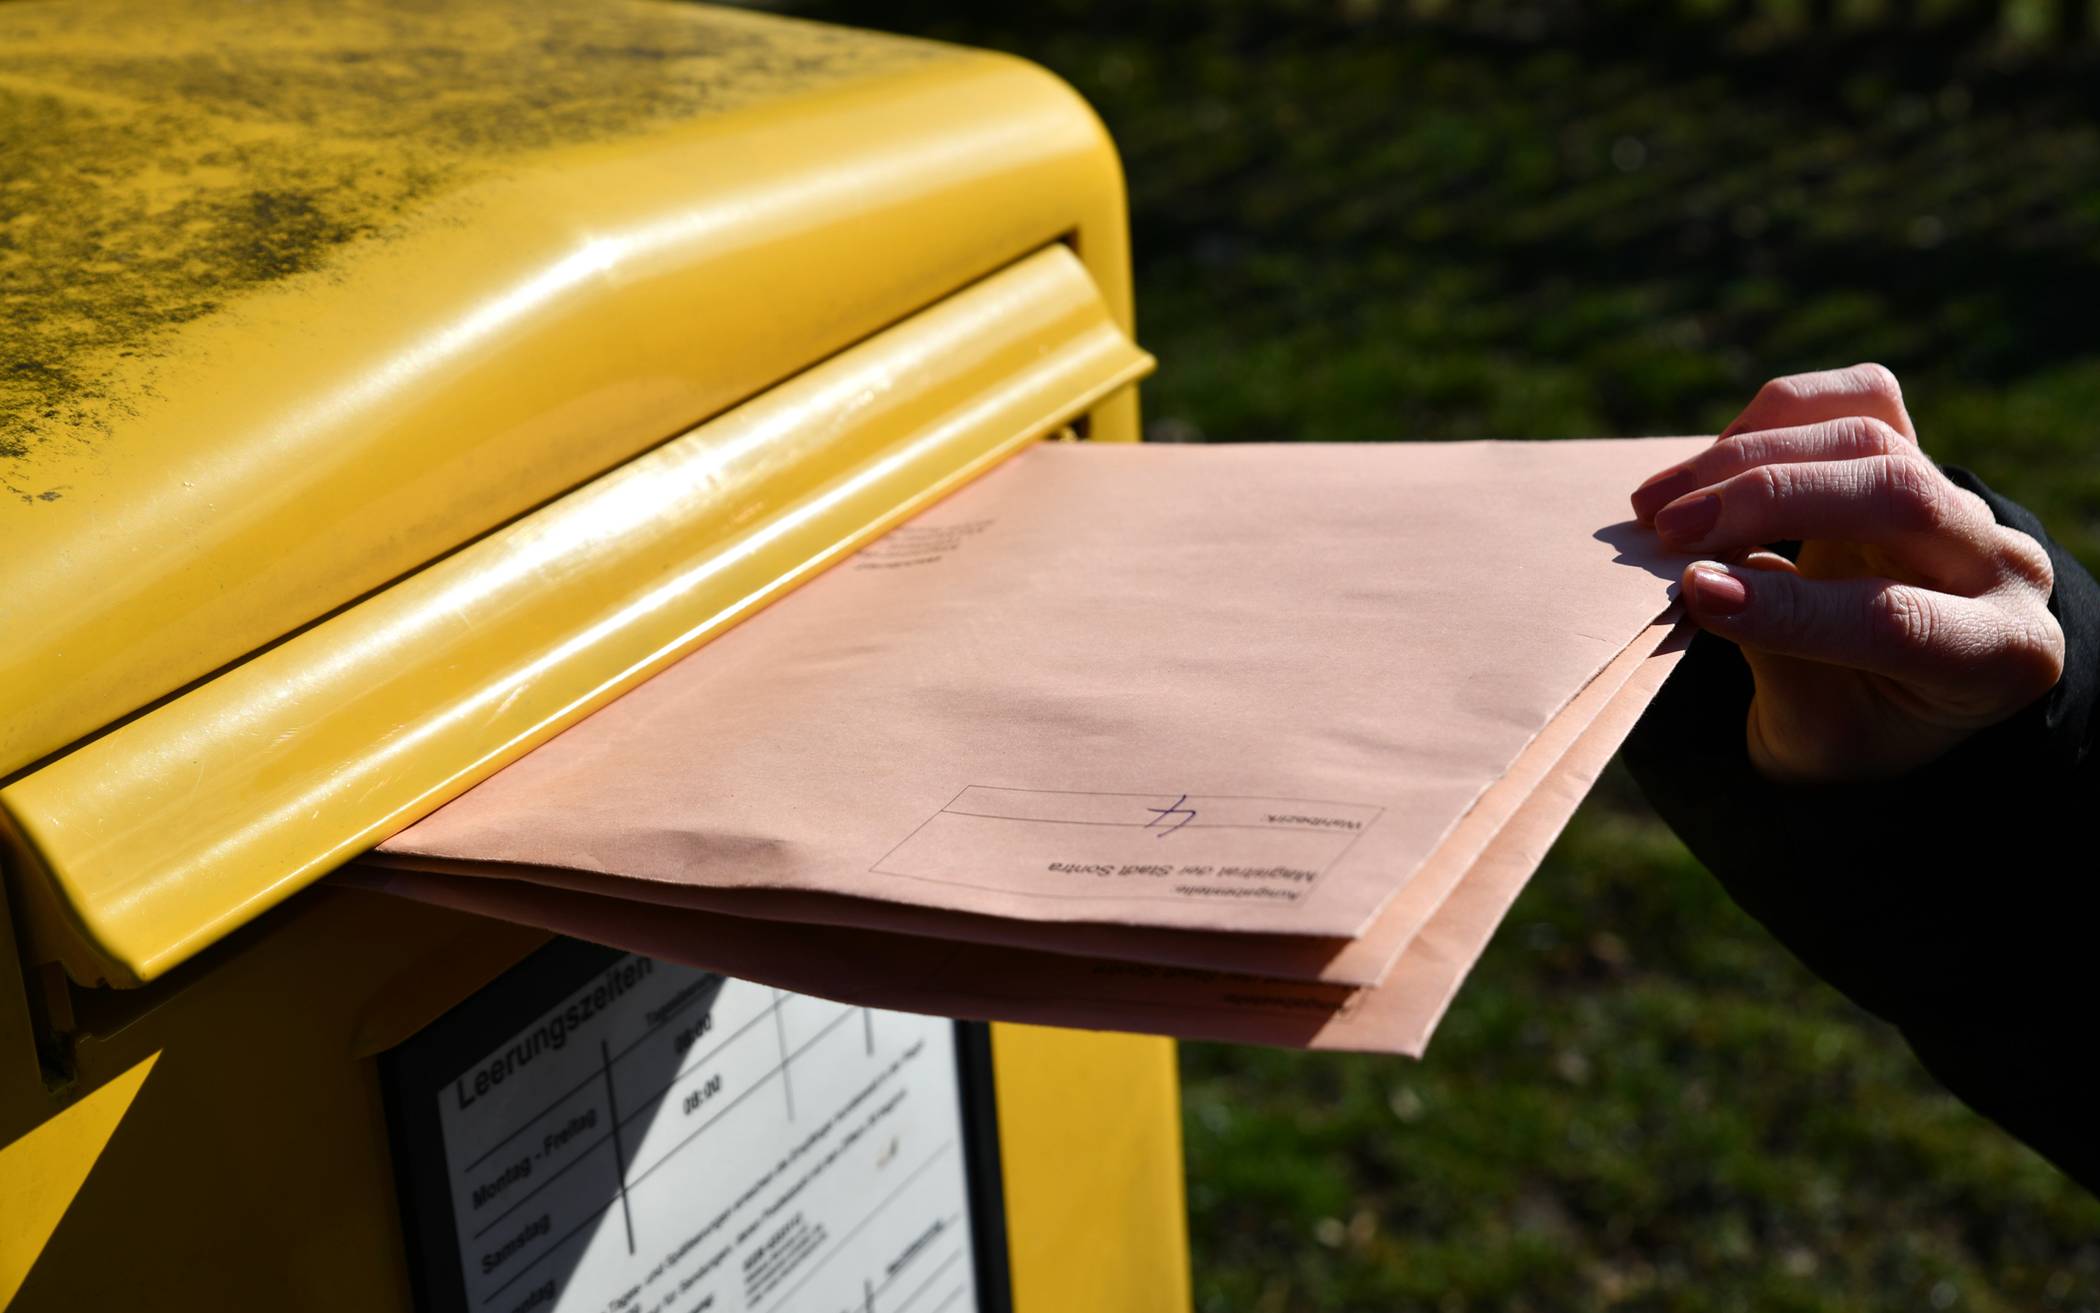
[2,244,1151,988]
[0,0,1133,778]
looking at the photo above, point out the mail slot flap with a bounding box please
[1,244,1152,988]
[0,0,1132,780]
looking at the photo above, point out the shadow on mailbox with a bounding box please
[13,934,998,1311]
[382,940,724,1311]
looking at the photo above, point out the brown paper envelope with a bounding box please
[365,611,1679,986]
[347,628,1688,1055]
[1313,624,1690,1052]
[378,439,1703,939]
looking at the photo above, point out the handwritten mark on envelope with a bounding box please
[874,786,1383,906]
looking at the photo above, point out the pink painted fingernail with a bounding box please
[1632,466,1696,520]
[1654,492,1721,546]
[1686,563,1749,616]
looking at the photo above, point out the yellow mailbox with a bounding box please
[0,2,1189,1307]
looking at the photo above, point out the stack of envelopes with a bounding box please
[351,438,1706,1055]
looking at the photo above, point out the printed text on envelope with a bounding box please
[874,787,1383,905]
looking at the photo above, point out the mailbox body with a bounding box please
[0,3,1189,1307]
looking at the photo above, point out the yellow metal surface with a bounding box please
[0,0,1136,780]
[994,1026,1193,1312]
[3,5,1184,1309]
[2,1054,159,1309]
[2,246,1150,988]
[1,892,551,1310]
[0,893,1189,1310]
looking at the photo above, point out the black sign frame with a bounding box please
[379,937,1013,1313]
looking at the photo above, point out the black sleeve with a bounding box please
[1621,467,2100,1193]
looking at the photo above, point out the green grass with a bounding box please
[752,3,2100,1305]
[1183,778,2100,1310]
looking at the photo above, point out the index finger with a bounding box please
[1719,363,1918,443]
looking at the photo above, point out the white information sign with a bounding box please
[405,950,990,1313]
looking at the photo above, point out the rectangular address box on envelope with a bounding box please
[873,786,1385,912]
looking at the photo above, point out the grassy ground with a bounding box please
[755,3,2100,1306]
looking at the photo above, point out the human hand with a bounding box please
[1630,364,2065,782]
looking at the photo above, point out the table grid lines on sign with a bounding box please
[760,1140,959,1312]
[624,1004,858,1195]
[468,989,788,1242]
[773,987,796,1122]
[478,1003,864,1305]
[417,952,995,1313]
[598,1039,636,1256]
[462,974,744,1177]
[892,1241,966,1312]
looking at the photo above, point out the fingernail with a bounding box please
[1631,466,1696,520]
[1685,563,1749,616]
[1654,492,1721,547]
